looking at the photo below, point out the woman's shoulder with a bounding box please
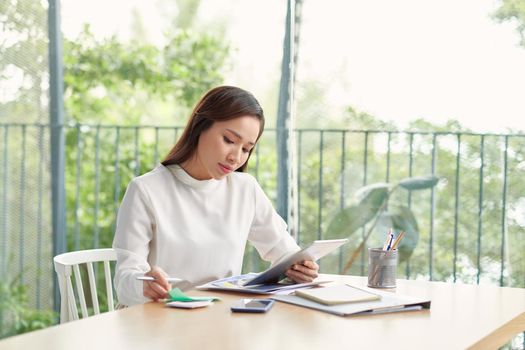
[130,164,171,188]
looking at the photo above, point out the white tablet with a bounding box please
[243,238,348,286]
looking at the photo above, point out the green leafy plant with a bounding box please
[0,276,57,339]
[324,175,440,273]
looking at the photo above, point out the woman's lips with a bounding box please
[218,163,232,174]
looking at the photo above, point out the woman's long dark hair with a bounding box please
[162,86,265,172]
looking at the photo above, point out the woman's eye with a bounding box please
[242,148,249,154]
[223,136,234,144]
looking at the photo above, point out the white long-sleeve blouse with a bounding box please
[112,164,299,306]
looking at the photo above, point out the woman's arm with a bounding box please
[247,177,300,263]
[113,180,167,306]
[247,176,319,282]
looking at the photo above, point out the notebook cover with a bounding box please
[294,284,381,305]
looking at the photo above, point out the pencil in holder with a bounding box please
[367,248,398,288]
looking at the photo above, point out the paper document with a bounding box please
[197,273,330,294]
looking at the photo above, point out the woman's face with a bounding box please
[186,115,261,180]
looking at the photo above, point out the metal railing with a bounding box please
[1,122,524,313]
[293,129,524,286]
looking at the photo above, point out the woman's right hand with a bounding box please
[142,266,172,301]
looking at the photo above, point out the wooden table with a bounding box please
[1,275,524,350]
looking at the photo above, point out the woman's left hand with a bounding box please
[285,260,319,283]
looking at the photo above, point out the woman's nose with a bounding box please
[228,148,242,164]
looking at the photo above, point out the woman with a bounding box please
[113,86,319,306]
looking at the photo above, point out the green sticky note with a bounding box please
[167,288,220,302]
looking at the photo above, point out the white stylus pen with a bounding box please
[136,276,183,283]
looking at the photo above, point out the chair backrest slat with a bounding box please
[86,262,100,315]
[104,260,115,311]
[57,274,68,322]
[65,274,79,321]
[53,248,117,323]
[73,264,89,318]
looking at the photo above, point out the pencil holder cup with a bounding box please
[367,248,398,288]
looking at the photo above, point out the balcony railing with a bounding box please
[1,122,524,313]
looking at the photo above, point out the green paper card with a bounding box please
[167,288,220,302]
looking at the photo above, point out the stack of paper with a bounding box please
[294,284,380,305]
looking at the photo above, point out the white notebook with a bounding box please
[294,284,380,305]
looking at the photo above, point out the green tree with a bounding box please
[64,26,229,125]
[493,0,525,47]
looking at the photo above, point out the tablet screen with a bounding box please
[243,238,348,286]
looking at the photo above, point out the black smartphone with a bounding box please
[230,299,275,313]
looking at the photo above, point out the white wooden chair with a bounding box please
[53,248,117,323]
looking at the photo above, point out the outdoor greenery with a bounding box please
[64,26,229,125]
[297,113,524,285]
[1,1,524,347]
[492,0,525,47]
[0,277,56,338]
